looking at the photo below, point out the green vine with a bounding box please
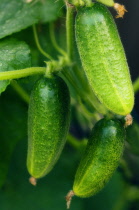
[66,2,75,61]
[11,80,30,104]
[49,22,67,57]
[33,25,53,60]
[133,77,139,94]
[0,67,45,80]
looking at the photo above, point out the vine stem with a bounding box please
[11,80,30,104]
[49,23,67,57]
[33,25,53,60]
[67,134,87,150]
[0,67,45,80]
[133,77,139,94]
[66,2,75,61]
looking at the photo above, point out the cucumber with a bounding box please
[27,75,70,179]
[75,3,134,116]
[73,118,125,197]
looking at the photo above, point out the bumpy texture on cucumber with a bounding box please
[27,76,70,179]
[73,118,125,197]
[75,3,134,115]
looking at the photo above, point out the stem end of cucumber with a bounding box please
[65,190,74,209]
[29,177,37,186]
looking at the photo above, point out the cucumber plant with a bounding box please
[0,0,139,210]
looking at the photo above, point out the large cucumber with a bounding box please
[73,118,125,197]
[27,75,70,179]
[75,3,134,115]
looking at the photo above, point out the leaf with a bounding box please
[0,0,64,39]
[0,0,41,39]
[40,0,63,23]
[0,86,27,188]
[0,38,31,94]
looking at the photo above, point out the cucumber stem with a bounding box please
[96,0,114,7]
[0,67,45,80]
[65,190,75,209]
[66,2,75,61]
[29,177,37,186]
[0,56,71,81]
[11,80,30,104]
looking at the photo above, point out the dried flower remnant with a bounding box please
[65,190,75,209]
[114,3,127,18]
[124,114,133,128]
[29,177,37,186]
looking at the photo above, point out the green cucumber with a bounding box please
[27,75,70,179]
[73,118,125,197]
[75,3,134,116]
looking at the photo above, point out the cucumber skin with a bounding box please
[73,118,125,198]
[27,76,70,179]
[75,3,134,116]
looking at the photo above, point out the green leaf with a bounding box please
[0,86,27,188]
[0,0,64,39]
[40,0,63,23]
[0,0,41,39]
[0,38,31,94]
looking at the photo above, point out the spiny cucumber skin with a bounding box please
[27,76,70,179]
[73,118,125,198]
[75,3,134,116]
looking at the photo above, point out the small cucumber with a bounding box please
[27,75,70,179]
[73,118,125,198]
[75,3,134,115]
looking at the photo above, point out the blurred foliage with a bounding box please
[126,121,139,156]
[0,0,63,39]
[0,86,27,188]
[0,38,31,93]
[0,133,124,210]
